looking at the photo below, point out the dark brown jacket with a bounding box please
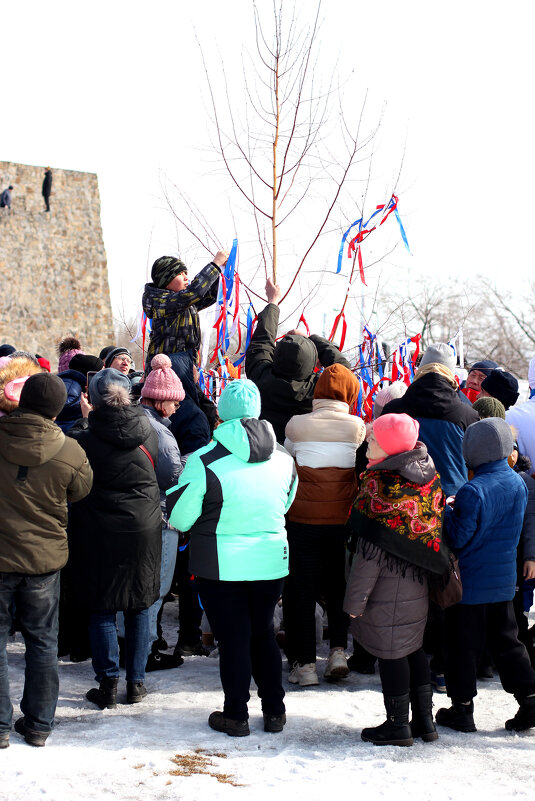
[0,410,93,574]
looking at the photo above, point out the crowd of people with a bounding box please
[1,250,535,751]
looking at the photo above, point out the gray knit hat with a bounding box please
[89,368,131,408]
[463,418,514,469]
[419,343,456,374]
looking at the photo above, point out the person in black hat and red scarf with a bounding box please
[344,413,450,747]
[142,250,228,368]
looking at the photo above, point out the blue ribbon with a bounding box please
[233,303,254,367]
[394,207,410,253]
[336,218,362,274]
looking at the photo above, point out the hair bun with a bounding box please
[150,353,172,371]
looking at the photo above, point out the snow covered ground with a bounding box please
[2,602,535,801]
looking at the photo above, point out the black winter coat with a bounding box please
[42,170,52,198]
[381,372,479,496]
[68,404,162,612]
[245,303,350,443]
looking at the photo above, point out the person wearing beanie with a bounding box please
[472,396,506,419]
[419,343,456,374]
[461,359,499,402]
[56,355,102,433]
[0,373,92,747]
[142,249,229,366]
[167,379,298,737]
[245,279,351,443]
[135,354,185,672]
[479,368,519,410]
[506,354,535,471]
[344,413,449,747]
[382,350,478,498]
[103,347,134,375]
[67,368,161,710]
[57,336,84,373]
[0,344,16,358]
[437,418,535,734]
[164,351,213,659]
[282,364,365,686]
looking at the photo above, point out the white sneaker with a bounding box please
[288,662,320,686]
[324,650,349,680]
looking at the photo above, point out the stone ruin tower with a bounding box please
[0,160,114,367]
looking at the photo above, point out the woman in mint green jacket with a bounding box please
[167,379,297,737]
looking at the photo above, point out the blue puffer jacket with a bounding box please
[382,373,479,497]
[444,460,528,604]
[56,369,86,432]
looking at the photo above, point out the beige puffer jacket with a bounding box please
[284,398,365,524]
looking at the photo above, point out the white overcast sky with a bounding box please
[2,0,534,337]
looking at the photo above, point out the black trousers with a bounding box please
[283,521,349,665]
[174,546,203,647]
[378,647,431,696]
[444,600,535,702]
[196,577,285,721]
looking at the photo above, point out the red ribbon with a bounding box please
[298,313,311,336]
[328,311,347,351]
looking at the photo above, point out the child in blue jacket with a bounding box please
[437,417,535,733]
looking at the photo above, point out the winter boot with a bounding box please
[208,711,250,737]
[361,693,414,747]
[505,696,535,732]
[0,733,9,749]
[410,684,438,742]
[263,713,286,733]
[14,717,49,747]
[126,681,148,704]
[86,677,118,710]
[435,700,476,732]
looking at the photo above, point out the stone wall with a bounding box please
[0,160,114,367]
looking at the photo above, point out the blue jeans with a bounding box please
[147,526,178,655]
[0,571,60,734]
[89,609,149,684]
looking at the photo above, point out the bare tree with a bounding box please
[381,276,535,377]
[190,1,383,296]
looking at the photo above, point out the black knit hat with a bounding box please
[99,345,116,361]
[19,373,67,419]
[469,359,499,377]
[104,347,132,369]
[0,344,16,357]
[481,369,519,410]
[69,354,104,377]
[151,256,187,289]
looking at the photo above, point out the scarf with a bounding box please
[349,468,450,577]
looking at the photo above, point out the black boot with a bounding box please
[361,693,414,747]
[505,696,535,731]
[146,650,184,672]
[410,684,438,742]
[208,711,250,737]
[126,681,147,704]
[436,700,476,732]
[86,677,118,710]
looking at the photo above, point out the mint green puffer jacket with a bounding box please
[167,417,297,581]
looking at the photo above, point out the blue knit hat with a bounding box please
[218,379,261,421]
[89,368,131,408]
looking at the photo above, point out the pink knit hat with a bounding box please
[373,413,419,456]
[141,354,185,401]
